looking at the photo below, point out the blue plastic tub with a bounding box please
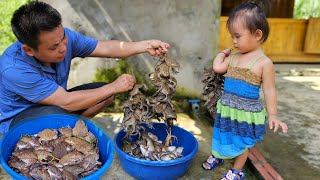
[0,114,114,180]
[114,123,198,180]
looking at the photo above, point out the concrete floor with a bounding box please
[1,64,320,180]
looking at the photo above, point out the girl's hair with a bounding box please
[227,2,269,43]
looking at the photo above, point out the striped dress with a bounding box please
[211,54,267,159]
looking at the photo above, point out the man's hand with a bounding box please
[144,40,170,56]
[110,74,136,94]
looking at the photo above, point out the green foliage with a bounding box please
[294,0,320,19]
[0,0,32,54]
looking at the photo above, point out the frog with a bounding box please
[80,167,100,177]
[161,56,180,73]
[47,164,63,179]
[63,165,85,177]
[162,106,177,120]
[36,129,58,143]
[122,115,138,137]
[34,149,55,163]
[147,132,159,142]
[72,119,88,137]
[160,152,177,161]
[84,131,97,144]
[129,84,147,97]
[164,128,178,146]
[64,137,93,155]
[156,62,170,78]
[34,141,54,152]
[62,170,76,180]
[12,149,38,166]
[59,127,73,137]
[49,161,63,171]
[19,136,41,147]
[59,151,85,166]
[14,141,32,151]
[80,153,100,170]
[7,156,28,172]
[52,138,74,159]
[29,164,51,180]
[173,146,184,157]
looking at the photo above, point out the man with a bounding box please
[0,1,169,134]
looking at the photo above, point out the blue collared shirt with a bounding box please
[0,28,98,133]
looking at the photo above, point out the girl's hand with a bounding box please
[220,48,233,57]
[269,116,288,133]
[144,40,170,56]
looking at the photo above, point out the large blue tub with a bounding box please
[114,123,198,180]
[0,114,114,180]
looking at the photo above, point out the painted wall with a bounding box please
[44,0,221,94]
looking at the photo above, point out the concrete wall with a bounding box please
[44,0,221,94]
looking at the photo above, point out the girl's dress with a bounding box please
[212,53,267,159]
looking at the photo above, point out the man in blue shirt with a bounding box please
[0,1,170,134]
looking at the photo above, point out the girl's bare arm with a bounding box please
[213,48,232,74]
[262,59,288,133]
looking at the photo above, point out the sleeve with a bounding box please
[2,67,59,103]
[65,28,98,58]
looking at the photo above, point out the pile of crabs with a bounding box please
[7,119,101,179]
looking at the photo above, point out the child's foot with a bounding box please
[202,155,224,170]
[221,169,245,180]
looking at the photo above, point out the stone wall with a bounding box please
[44,0,221,94]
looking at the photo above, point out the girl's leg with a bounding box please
[232,149,248,172]
[221,149,248,180]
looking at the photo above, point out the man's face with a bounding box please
[31,25,68,65]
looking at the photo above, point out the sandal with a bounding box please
[202,155,224,170]
[221,169,245,180]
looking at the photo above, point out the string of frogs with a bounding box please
[121,54,183,161]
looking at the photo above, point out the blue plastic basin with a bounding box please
[114,123,198,180]
[0,114,114,180]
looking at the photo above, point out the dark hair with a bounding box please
[11,1,62,49]
[227,2,269,43]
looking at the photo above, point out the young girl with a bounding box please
[202,2,288,180]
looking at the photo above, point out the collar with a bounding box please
[18,42,57,74]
